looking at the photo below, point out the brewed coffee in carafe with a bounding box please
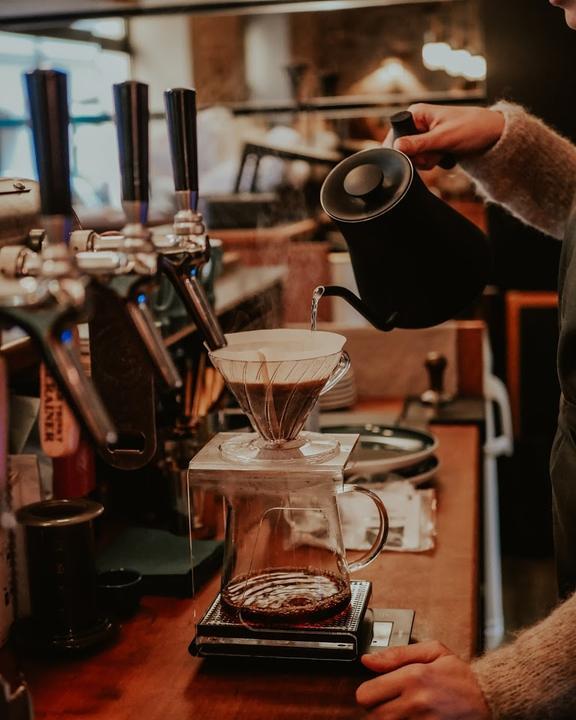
[189,455,388,625]
[221,483,354,623]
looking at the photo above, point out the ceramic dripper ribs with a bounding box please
[211,354,338,444]
[209,329,348,461]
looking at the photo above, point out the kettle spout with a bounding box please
[320,285,398,331]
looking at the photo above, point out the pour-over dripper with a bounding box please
[209,329,349,463]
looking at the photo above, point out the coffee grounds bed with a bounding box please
[221,567,352,623]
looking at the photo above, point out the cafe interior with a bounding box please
[0,0,575,718]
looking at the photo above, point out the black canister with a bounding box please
[15,499,115,654]
[320,147,492,330]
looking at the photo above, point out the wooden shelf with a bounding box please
[0,0,464,26]
[225,88,486,118]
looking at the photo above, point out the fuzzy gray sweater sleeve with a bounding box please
[459,101,576,240]
[472,592,576,719]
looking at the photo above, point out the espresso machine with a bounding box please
[0,70,230,656]
[188,329,414,662]
[0,73,227,471]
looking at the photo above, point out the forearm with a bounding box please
[460,102,576,240]
[472,592,576,719]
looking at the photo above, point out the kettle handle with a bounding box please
[390,110,456,171]
[339,485,389,573]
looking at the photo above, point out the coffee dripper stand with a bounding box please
[188,334,415,662]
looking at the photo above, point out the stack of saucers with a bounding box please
[319,367,357,411]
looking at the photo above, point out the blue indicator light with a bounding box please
[60,329,73,343]
[137,293,147,305]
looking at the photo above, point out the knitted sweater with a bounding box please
[460,101,576,240]
[472,592,576,719]
[460,103,576,718]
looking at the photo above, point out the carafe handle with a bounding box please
[319,351,351,396]
[339,485,389,573]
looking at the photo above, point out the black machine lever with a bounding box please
[113,80,150,208]
[0,69,118,448]
[160,87,226,351]
[164,87,199,207]
[108,80,182,390]
[25,69,73,218]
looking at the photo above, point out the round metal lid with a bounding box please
[321,148,413,223]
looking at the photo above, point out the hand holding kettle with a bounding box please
[319,109,493,332]
[384,104,506,170]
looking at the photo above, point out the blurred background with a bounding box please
[1,0,574,640]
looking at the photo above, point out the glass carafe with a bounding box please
[218,476,388,625]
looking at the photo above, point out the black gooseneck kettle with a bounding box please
[319,111,492,331]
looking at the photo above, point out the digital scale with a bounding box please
[190,580,415,662]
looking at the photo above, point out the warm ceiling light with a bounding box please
[422,41,486,81]
[422,42,451,71]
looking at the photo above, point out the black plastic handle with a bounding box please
[390,110,456,171]
[25,69,72,217]
[113,81,149,203]
[164,88,199,196]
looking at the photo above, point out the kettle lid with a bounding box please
[321,147,412,222]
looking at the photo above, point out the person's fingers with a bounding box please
[407,103,442,132]
[393,124,448,157]
[356,664,425,708]
[361,641,451,674]
[364,697,413,720]
[411,152,444,170]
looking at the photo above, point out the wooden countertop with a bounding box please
[19,424,480,720]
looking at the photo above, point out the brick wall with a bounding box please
[190,15,248,105]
